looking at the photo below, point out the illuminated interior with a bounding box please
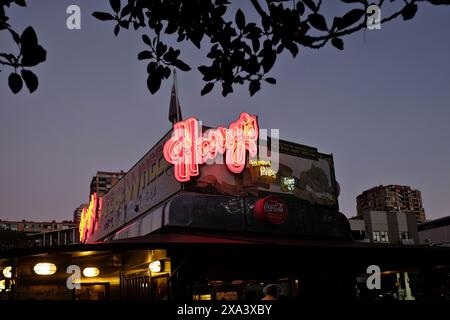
[82,267,100,278]
[0,245,449,300]
[33,263,57,276]
[2,266,12,279]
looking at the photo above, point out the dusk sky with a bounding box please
[0,1,449,222]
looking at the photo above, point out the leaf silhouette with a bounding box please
[92,12,114,21]
[21,69,38,93]
[331,38,344,50]
[201,82,214,95]
[8,73,23,94]
[308,13,328,31]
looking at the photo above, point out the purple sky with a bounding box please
[1,1,449,222]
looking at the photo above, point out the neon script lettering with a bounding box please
[249,159,277,178]
[79,192,101,242]
[163,112,259,182]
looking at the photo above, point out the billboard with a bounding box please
[184,139,338,207]
[83,119,338,241]
[86,132,181,242]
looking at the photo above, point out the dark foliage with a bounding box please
[1,0,47,94]
[93,0,449,96]
[1,0,448,96]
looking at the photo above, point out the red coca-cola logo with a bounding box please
[254,195,288,225]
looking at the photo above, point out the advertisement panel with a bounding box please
[185,139,338,207]
[122,132,181,224]
[86,132,181,242]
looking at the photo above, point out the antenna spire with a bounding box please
[168,70,182,124]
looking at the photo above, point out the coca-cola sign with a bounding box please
[254,195,288,225]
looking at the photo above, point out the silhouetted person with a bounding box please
[262,284,278,300]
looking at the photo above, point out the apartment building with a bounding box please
[357,185,426,224]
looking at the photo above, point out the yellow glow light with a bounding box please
[149,260,162,273]
[82,267,100,278]
[33,263,57,275]
[249,160,272,167]
[259,166,277,178]
[2,266,12,279]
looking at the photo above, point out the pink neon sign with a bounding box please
[79,192,101,242]
[163,112,259,182]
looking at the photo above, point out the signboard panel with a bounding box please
[84,114,338,242]
[185,140,338,207]
[86,132,181,242]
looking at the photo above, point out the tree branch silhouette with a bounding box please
[93,0,449,97]
[1,0,448,96]
[1,0,47,94]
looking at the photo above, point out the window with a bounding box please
[400,231,410,240]
[372,231,389,242]
[372,231,381,242]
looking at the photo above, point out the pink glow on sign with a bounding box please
[163,113,259,182]
[79,192,101,242]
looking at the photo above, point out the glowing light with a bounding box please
[33,263,57,276]
[149,260,163,273]
[249,160,272,167]
[0,279,5,290]
[164,113,259,182]
[281,177,295,192]
[259,166,277,178]
[79,192,101,242]
[2,266,12,279]
[249,160,277,178]
[82,267,100,278]
[193,294,212,300]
